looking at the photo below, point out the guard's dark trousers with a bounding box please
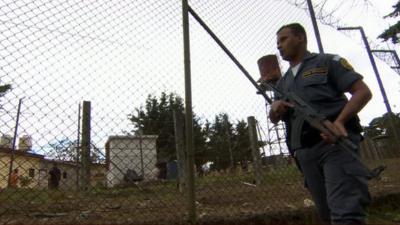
[295,138,371,224]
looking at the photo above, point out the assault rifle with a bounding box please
[258,81,386,180]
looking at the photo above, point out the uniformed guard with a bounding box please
[269,23,372,224]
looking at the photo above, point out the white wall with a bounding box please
[106,135,158,187]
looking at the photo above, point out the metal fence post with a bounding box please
[139,126,145,178]
[306,0,324,53]
[337,26,400,157]
[337,26,392,113]
[182,0,196,223]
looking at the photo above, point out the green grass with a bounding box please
[0,158,398,224]
[0,188,51,204]
[196,164,302,186]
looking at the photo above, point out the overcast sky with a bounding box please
[0,0,398,155]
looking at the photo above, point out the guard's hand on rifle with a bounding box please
[269,100,293,123]
[320,120,348,144]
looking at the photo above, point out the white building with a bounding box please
[105,135,158,187]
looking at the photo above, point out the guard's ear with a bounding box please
[296,34,306,43]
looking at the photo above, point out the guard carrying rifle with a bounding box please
[188,9,385,224]
[259,23,383,225]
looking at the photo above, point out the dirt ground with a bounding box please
[0,158,399,225]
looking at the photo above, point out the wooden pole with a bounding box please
[173,110,186,192]
[248,116,262,186]
[7,98,23,188]
[81,101,91,191]
[76,103,81,190]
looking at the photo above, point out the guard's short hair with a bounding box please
[277,23,307,43]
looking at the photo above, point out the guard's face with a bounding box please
[277,28,303,61]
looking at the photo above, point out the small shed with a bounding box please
[105,135,158,187]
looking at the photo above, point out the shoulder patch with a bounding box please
[339,58,354,71]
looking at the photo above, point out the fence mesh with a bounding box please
[0,0,399,224]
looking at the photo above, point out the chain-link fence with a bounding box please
[0,0,399,224]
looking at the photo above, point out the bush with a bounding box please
[19,176,32,187]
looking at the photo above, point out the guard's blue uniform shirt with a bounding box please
[275,51,363,155]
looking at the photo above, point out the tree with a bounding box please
[201,114,253,172]
[232,120,251,167]
[191,116,207,171]
[206,113,235,171]
[129,92,182,161]
[47,138,104,163]
[378,1,400,44]
[47,138,78,162]
[0,84,12,105]
[128,92,253,171]
[90,143,105,164]
[0,84,11,96]
[128,92,207,163]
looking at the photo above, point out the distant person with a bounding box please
[49,163,61,189]
[10,168,19,188]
